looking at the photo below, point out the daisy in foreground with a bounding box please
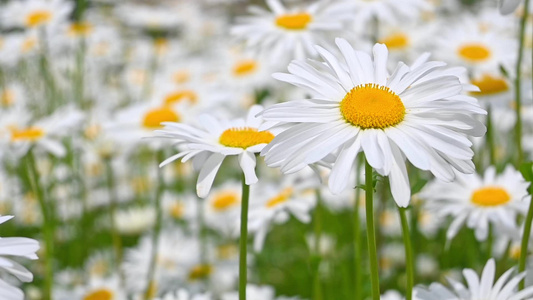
[415,258,533,300]
[419,165,531,241]
[154,105,275,198]
[260,38,486,207]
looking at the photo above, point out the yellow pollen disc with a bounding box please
[266,188,292,208]
[212,192,239,211]
[275,13,312,30]
[470,74,509,96]
[217,244,238,260]
[219,127,274,149]
[510,244,521,260]
[154,38,169,54]
[164,90,197,105]
[471,186,511,207]
[379,33,409,50]
[26,10,52,27]
[69,22,93,36]
[188,264,213,281]
[458,43,491,62]
[233,60,258,76]
[340,84,405,129]
[169,202,185,219]
[142,107,180,129]
[21,38,37,53]
[10,127,44,141]
[1,90,14,106]
[173,70,190,84]
[83,289,113,300]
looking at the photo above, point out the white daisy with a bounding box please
[247,174,316,251]
[414,258,533,300]
[260,39,486,207]
[419,165,531,241]
[0,215,40,300]
[155,105,276,198]
[231,0,346,63]
[0,0,73,30]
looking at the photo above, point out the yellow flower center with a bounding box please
[173,70,190,84]
[26,10,52,27]
[458,43,491,62]
[266,188,293,208]
[142,107,180,129]
[219,127,274,149]
[233,60,258,76]
[340,84,405,129]
[169,202,185,219]
[1,89,14,106]
[163,90,197,105]
[154,38,168,54]
[68,22,93,36]
[188,264,213,281]
[470,74,509,96]
[83,289,113,300]
[22,38,37,53]
[275,13,312,30]
[212,192,240,211]
[471,187,511,207]
[217,244,238,260]
[379,33,409,50]
[10,127,45,141]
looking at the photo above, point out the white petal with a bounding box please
[196,153,226,198]
[239,151,258,185]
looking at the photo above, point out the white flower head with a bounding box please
[261,39,486,207]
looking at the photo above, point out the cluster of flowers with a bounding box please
[0,0,532,299]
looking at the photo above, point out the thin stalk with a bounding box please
[313,189,323,300]
[519,184,533,290]
[514,0,530,166]
[239,174,250,300]
[26,150,53,300]
[104,158,124,285]
[144,151,166,300]
[353,160,363,300]
[399,207,414,300]
[487,224,494,261]
[365,158,380,300]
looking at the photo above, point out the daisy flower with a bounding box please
[0,0,73,30]
[419,165,531,241]
[0,215,40,300]
[231,0,346,63]
[260,39,486,207]
[155,105,276,198]
[433,17,517,76]
[415,258,533,300]
[247,175,316,251]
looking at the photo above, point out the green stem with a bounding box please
[104,158,124,285]
[519,184,533,290]
[239,174,250,300]
[313,189,323,300]
[399,207,414,300]
[26,150,53,300]
[144,151,166,299]
[353,160,363,300]
[514,0,530,166]
[365,158,380,300]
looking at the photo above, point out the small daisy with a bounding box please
[114,206,156,236]
[155,105,276,198]
[0,0,73,30]
[247,175,316,251]
[231,0,346,63]
[433,17,517,75]
[204,182,242,237]
[0,215,40,300]
[261,39,486,207]
[420,165,531,241]
[415,258,533,300]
